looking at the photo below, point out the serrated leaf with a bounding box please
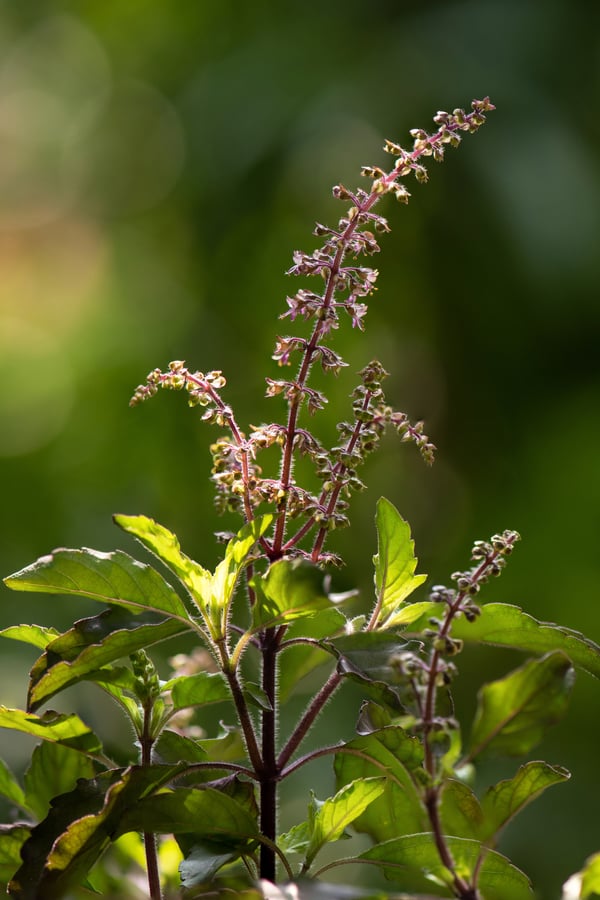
[278,820,312,856]
[372,498,427,630]
[8,764,183,900]
[154,729,208,765]
[180,841,240,886]
[359,834,533,899]
[24,741,96,820]
[115,514,271,639]
[4,547,192,623]
[27,607,188,712]
[439,779,484,841]
[0,707,101,755]
[114,513,213,620]
[450,603,600,678]
[388,601,440,628]
[355,701,393,734]
[481,761,569,844]
[468,651,574,760]
[213,517,272,598]
[303,778,386,868]
[7,769,121,899]
[334,729,426,844]
[115,513,210,581]
[196,724,245,763]
[155,724,246,784]
[251,559,333,630]
[117,785,259,845]
[168,671,230,710]
[0,624,61,650]
[84,667,142,724]
[278,608,346,702]
[326,631,422,711]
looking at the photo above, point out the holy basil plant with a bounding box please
[1,98,599,900]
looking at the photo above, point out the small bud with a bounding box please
[383,139,403,155]
[413,165,429,184]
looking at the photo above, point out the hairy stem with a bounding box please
[217,639,263,774]
[272,109,489,558]
[420,536,518,897]
[425,789,478,900]
[140,704,162,900]
[259,627,281,880]
[278,668,342,770]
[271,326,334,555]
[281,388,374,556]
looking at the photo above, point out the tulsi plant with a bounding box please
[1,97,599,900]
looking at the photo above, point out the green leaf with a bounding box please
[168,671,230,710]
[114,512,212,609]
[0,757,27,811]
[278,820,312,856]
[0,707,102,755]
[359,834,533,899]
[84,667,142,726]
[355,701,393,734]
[180,841,240,887]
[8,765,183,900]
[155,723,246,773]
[278,607,346,702]
[439,779,484,841]
[334,728,426,844]
[468,651,574,759]
[326,631,422,711]
[154,729,208,766]
[0,624,61,650]
[449,603,600,678]
[581,855,600,899]
[251,559,333,630]
[439,727,463,776]
[213,517,272,595]
[4,547,193,623]
[196,724,246,763]
[372,498,427,630]
[481,761,570,844]
[24,741,96,820]
[389,601,440,628]
[117,785,259,844]
[243,681,273,711]
[0,825,30,883]
[564,852,600,899]
[303,778,386,869]
[7,769,121,899]
[115,514,271,639]
[27,607,188,712]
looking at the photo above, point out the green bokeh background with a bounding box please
[0,1,598,896]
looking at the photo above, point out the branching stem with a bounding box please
[140,703,162,900]
[277,668,342,770]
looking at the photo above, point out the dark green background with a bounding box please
[0,2,598,897]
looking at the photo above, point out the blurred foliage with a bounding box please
[0,1,598,897]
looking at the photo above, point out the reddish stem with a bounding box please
[271,113,484,558]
